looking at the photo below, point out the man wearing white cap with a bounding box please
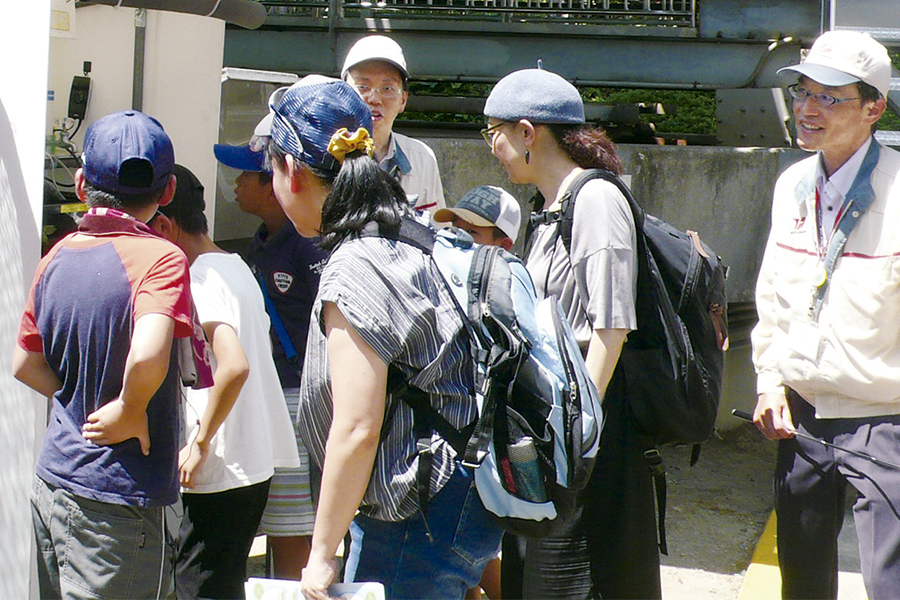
[751,30,900,599]
[342,35,446,215]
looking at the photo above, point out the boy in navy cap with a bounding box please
[13,110,196,599]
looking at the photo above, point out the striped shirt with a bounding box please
[297,220,476,522]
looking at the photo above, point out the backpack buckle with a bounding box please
[643,448,666,477]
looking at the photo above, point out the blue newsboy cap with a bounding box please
[484,68,585,125]
[82,110,175,195]
[270,81,373,172]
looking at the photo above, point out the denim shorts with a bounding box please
[344,465,503,600]
[31,475,173,600]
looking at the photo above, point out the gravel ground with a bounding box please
[249,423,778,599]
[658,423,777,600]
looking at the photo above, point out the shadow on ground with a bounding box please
[660,422,776,574]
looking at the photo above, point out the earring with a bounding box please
[525,150,530,164]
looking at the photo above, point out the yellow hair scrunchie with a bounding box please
[327,127,374,163]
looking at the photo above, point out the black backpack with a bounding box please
[530,169,729,552]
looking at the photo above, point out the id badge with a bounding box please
[788,319,821,361]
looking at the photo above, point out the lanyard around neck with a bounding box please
[807,142,880,320]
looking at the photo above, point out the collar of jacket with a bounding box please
[794,139,881,214]
[385,135,412,178]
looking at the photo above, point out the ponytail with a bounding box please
[547,124,623,175]
[319,150,409,252]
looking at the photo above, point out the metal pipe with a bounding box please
[132,8,146,112]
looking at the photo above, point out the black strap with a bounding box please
[644,449,668,556]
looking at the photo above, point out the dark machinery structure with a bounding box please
[222,0,899,146]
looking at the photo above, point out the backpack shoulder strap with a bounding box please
[359,216,436,254]
[553,168,646,256]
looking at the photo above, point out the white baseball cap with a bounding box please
[778,30,891,99]
[341,35,409,80]
[434,186,522,243]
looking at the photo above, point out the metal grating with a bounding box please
[260,0,696,26]
[833,25,900,44]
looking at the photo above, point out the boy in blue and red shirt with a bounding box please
[13,110,200,599]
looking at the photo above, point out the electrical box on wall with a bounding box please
[68,76,91,120]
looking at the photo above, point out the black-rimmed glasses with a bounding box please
[480,122,506,147]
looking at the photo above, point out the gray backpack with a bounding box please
[370,217,603,537]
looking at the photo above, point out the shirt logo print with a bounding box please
[311,259,327,276]
[273,272,293,293]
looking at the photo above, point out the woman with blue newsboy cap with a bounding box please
[483,68,662,599]
[265,79,502,600]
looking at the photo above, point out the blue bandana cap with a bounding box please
[270,81,373,172]
[484,68,585,125]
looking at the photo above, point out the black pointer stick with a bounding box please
[732,409,900,472]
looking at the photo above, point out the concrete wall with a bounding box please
[1,3,52,598]
[423,137,809,432]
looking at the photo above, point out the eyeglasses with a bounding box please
[270,108,305,157]
[787,84,860,108]
[249,134,268,152]
[352,84,403,99]
[481,122,506,147]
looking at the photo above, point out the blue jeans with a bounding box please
[31,475,173,600]
[345,465,502,600]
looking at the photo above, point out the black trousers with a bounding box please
[175,479,271,599]
[776,391,900,600]
[503,376,662,599]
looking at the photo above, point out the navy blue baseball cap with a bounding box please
[81,110,175,195]
[270,80,373,172]
[213,143,266,172]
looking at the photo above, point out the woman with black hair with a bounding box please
[483,68,662,600]
[266,80,502,600]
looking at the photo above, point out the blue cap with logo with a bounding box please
[82,110,175,195]
[213,144,266,172]
[270,80,373,172]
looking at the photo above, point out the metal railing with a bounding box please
[260,0,696,27]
